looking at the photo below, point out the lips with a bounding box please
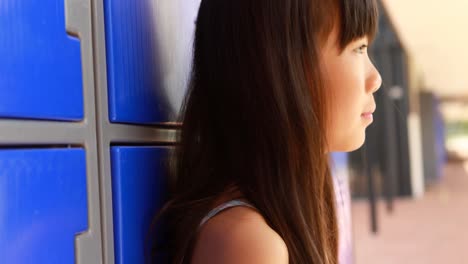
[361,106,376,120]
[362,106,376,116]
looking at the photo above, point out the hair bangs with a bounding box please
[337,0,379,48]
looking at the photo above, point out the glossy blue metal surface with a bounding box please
[104,0,200,124]
[0,148,88,263]
[0,0,83,121]
[111,146,169,264]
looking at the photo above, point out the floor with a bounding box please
[352,161,468,264]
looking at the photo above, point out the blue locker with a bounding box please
[0,148,88,263]
[434,98,447,180]
[104,1,198,124]
[104,0,168,124]
[0,0,84,121]
[111,146,169,264]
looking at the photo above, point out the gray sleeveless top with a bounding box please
[198,199,257,229]
[180,199,256,264]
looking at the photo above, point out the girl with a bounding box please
[154,0,381,263]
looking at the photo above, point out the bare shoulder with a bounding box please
[191,206,289,264]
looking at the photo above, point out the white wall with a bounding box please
[382,0,468,97]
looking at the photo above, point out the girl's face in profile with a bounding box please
[322,26,382,152]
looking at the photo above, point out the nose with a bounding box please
[367,62,382,94]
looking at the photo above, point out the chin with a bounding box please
[330,134,366,152]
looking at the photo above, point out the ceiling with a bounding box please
[382,0,468,97]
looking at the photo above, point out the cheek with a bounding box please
[325,58,361,97]
[324,63,351,130]
[325,67,367,151]
[327,72,362,121]
[327,104,366,152]
[328,65,365,116]
[328,76,364,131]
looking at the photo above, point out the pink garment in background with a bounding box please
[332,155,354,264]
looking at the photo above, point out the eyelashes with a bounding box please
[355,44,368,54]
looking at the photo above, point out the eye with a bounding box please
[355,44,368,54]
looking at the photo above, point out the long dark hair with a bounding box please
[152,0,378,263]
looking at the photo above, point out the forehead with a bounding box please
[321,25,369,58]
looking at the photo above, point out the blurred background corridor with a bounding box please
[353,162,468,264]
[349,0,468,263]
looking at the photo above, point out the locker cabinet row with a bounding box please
[0,147,351,264]
[1,0,197,124]
[1,0,200,263]
[0,147,169,264]
[0,149,88,263]
[0,0,84,121]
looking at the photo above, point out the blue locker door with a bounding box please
[111,146,169,264]
[104,1,200,124]
[0,0,84,121]
[0,148,88,263]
